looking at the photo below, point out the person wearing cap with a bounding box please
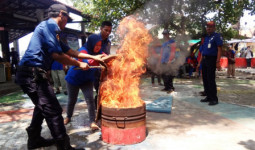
[160,29,176,94]
[15,3,105,150]
[199,21,223,106]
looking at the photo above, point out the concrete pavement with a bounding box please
[0,70,255,150]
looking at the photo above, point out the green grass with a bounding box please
[0,92,27,104]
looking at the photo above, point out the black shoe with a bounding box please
[28,137,55,149]
[64,91,68,95]
[200,97,209,102]
[208,101,218,106]
[26,127,55,149]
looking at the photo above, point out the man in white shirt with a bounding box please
[245,46,253,68]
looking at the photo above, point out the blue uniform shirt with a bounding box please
[99,34,111,55]
[19,18,70,70]
[161,39,175,63]
[51,61,63,70]
[65,48,97,86]
[201,32,223,56]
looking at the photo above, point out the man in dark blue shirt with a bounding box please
[199,21,223,106]
[160,29,176,94]
[93,21,112,109]
[15,4,104,150]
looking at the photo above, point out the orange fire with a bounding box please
[100,16,152,108]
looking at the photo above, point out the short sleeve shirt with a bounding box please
[161,39,175,63]
[65,47,103,85]
[201,32,223,56]
[19,18,70,70]
[51,61,63,70]
[99,34,111,55]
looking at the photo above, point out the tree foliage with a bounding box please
[71,0,254,40]
[212,0,251,40]
[72,0,147,32]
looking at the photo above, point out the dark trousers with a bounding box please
[11,62,18,74]
[93,69,101,108]
[246,58,251,67]
[151,72,161,84]
[162,74,175,90]
[188,66,195,77]
[202,56,218,102]
[15,67,67,139]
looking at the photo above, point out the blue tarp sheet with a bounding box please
[146,96,173,113]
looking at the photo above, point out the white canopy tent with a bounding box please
[227,38,255,43]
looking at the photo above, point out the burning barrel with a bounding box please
[98,17,152,145]
[101,103,146,145]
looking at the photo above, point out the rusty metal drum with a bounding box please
[101,103,146,145]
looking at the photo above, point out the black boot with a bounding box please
[56,135,86,150]
[26,126,55,149]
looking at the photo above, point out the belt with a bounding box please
[17,66,35,72]
[17,66,48,81]
[202,55,217,59]
[17,66,47,73]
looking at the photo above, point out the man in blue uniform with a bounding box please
[15,4,104,150]
[93,21,112,108]
[160,29,176,94]
[199,21,223,106]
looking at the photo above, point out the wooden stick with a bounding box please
[74,66,105,70]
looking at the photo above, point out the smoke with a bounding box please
[146,35,190,76]
[131,0,193,76]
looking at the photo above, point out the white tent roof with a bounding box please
[227,38,255,43]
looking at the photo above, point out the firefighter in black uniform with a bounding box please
[15,4,104,150]
[199,21,223,106]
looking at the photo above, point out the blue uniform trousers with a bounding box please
[162,74,175,90]
[15,66,67,139]
[201,56,218,102]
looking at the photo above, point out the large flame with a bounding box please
[100,16,152,108]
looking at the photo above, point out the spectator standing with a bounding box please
[160,29,176,94]
[200,21,223,106]
[15,4,104,150]
[147,39,162,86]
[51,60,67,95]
[240,47,246,57]
[225,44,236,78]
[186,53,198,78]
[245,46,253,68]
[197,35,206,96]
[10,47,19,74]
